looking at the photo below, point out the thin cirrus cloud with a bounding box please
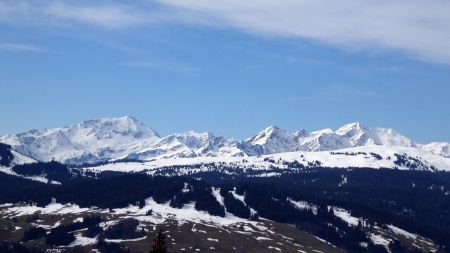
[121,61,195,73]
[154,0,450,65]
[0,43,48,53]
[1,1,450,64]
[43,2,153,28]
[0,1,169,28]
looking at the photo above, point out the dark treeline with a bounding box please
[0,173,45,193]
[12,161,74,183]
[0,143,14,167]
[0,173,226,216]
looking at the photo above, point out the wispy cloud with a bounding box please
[43,2,149,28]
[121,61,194,73]
[0,43,48,53]
[0,1,170,29]
[1,1,450,64]
[155,0,450,65]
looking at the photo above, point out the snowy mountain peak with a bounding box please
[311,128,334,136]
[170,131,243,157]
[176,130,215,139]
[258,125,282,135]
[77,116,160,139]
[248,125,286,145]
[170,131,216,148]
[0,116,161,164]
[336,122,366,136]
[421,142,450,158]
[264,125,281,132]
[293,129,309,137]
[245,126,299,155]
[334,122,415,148]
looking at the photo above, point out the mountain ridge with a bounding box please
[0,116,448,165]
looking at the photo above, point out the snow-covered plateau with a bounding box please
[80,145,450,174]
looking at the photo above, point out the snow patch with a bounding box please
[332,207,360,226]
[388,225,417,239]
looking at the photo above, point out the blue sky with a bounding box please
[1,0,449,143]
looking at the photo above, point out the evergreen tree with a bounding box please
[150,229,167,253]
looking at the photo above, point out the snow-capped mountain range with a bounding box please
[0,116,449,166]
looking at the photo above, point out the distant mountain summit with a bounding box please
[245,125,302,155]
[244,122,416,155]
[335,122,416,147]
[0,116,159,164]
[420,142,450,158]
[0,116,447,165]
